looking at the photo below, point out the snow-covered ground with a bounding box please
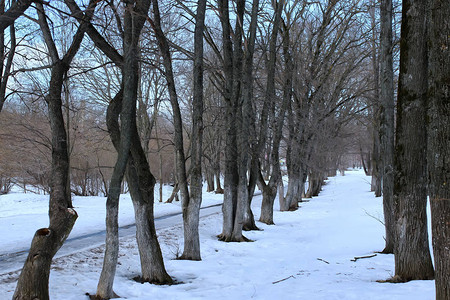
[0,170,435,299]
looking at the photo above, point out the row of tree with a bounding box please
[0,0,447,299]
[374,0,449,299]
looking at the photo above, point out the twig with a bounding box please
[351,254,377,262]
[317,258,330,264]
[363,209,385,226]
[272,275,295,284]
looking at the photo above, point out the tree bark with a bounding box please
[392,0,434,282]
[427,0,450,298]
[379,0,395,254]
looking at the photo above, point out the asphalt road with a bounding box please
[0,204,222,273]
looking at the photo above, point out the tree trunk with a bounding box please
[179,0,207,260]
[427,1,450,297]
[126,134,172,283]
[107,87,172,285]
[0,17,15,113]
[369,0,382,197]
[206,169,214,192]
[306,170,323,198]
[13,4,87,298]
[392,0,434,282]
[13,63,77,300]
[283,102,302,211]
[243,158,260,231]
[256,0,285,226]
[214,168,223,194]
[151,0,203,257]
[217,0,246,242]
[241,0,260,232]
[96,1,151,297]
[259,176,278,225]
[220,102,240,241]
[379,0,395,254]
[371,122,382,197]
[151,0,189,213]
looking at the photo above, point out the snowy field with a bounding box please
[0,169,435,299]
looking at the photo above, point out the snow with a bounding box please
[0,170,435,299]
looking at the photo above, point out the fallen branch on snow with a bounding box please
[351,254,377,262]
[272,275,295,284]
[316,258,330,264]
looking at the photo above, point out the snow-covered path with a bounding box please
[0,170,435,299]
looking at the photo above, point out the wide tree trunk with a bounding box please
[427,1,450,298]
[392,0,434,282]
[379,0,395,254]
[305,170,323,198]
[126,137,172,283]
[259,177,278,225]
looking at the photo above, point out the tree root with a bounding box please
[377,275,407,283]
[86,291,120,300]
[132,275,175,285]
[217,234,253,242]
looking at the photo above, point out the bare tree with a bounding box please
[257,0,286,225]
[179,0,207,260]
[216,0,251,242]
[391,0,434,282]
[241,0,260,231]
[427,0,450,297]
[65,0,172,296]
[13,2,90,299]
